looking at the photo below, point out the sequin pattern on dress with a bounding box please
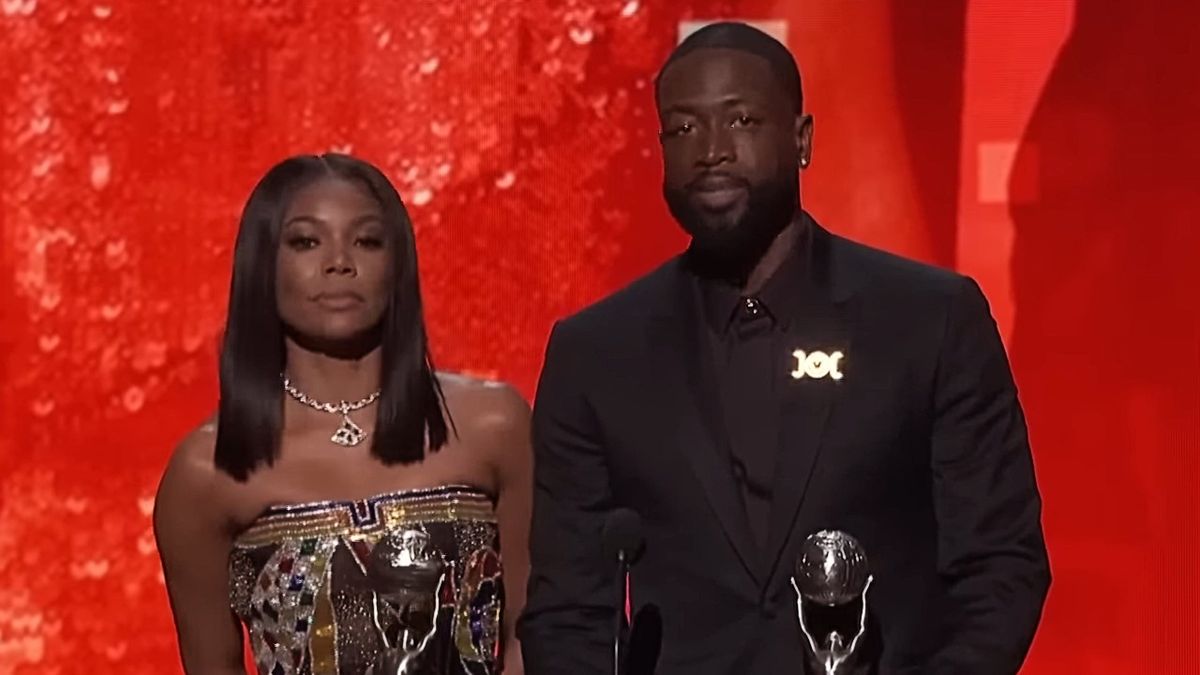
[228,485,503,675]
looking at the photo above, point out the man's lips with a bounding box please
[688,174,748,211]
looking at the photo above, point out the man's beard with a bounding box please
[665,172,798,278]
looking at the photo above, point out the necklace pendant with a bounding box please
[331,414,367,447]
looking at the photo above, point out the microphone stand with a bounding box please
[613,548,629,675]
[604,508,643,675]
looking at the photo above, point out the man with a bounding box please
[518,22,1049,675]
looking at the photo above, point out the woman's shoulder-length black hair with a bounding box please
[213,152,449,481]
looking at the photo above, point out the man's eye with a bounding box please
[666,122,694,137]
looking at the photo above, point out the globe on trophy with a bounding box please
[365,529,448,675]
[791,530,873,675]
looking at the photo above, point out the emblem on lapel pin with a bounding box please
[791,350,845,381]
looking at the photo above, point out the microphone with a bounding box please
[602,508,644,565]
[625,604,662,675]
[602,508,644,675]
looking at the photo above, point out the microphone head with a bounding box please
[602,508,645,563]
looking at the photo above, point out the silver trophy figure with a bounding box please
[791,530,873,675]
[366,529,448,675]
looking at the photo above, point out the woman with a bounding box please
[154,153,530,675]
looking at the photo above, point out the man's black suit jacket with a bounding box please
[518,220,1051,675]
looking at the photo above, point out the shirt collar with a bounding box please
[692,226,809,334]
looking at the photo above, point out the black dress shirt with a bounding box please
[693,239,808,548]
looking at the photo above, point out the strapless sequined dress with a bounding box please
[229,485,505,675]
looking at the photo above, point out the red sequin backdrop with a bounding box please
[1,1,1197,673]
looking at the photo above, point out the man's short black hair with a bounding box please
[656,21,803,113]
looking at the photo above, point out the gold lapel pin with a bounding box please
[791,349,845,381]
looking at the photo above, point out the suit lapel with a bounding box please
[647,261,764,584]
[763,222,857,590]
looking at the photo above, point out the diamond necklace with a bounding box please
[281,376,381,447]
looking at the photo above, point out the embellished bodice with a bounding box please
[229,485,505,675]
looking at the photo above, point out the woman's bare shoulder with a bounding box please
[436,371,529,432]
[156,414,233,522]
[435,373,531,491]
[167,415,220,478]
